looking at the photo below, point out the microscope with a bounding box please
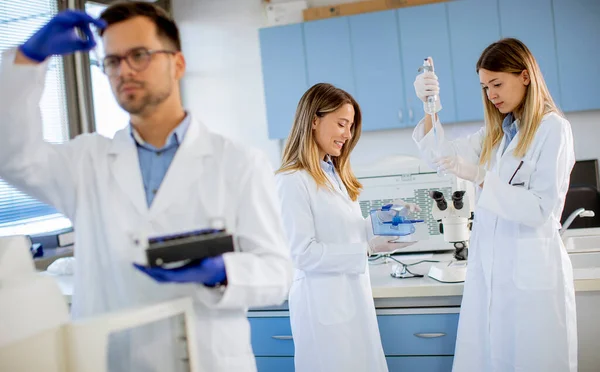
[427,190,474,283]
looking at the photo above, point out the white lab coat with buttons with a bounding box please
[0,50,293,372]
[275,169,388,372]
[413,112,577,372]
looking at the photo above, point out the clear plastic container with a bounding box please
[369,204,425,236]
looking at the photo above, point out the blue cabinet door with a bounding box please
[552,0,600,112]
[348,10,407,130]
[259,24,308,139]
[256,357,295,372]
[304,17,356,95]
[377,313,459,356]
[447,0,501,122]
[386,356,454,372]
[499,0,561,107]
[248,317,295,356]
[397,3,457,125]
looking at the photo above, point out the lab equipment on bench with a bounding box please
[0,235,200,372]
[133,224,235,268]
[369,202,427,238]
[356,155,475,254]
[427,189,473,283]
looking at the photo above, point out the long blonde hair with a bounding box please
[477,38,561,165]
[277,83,363,201]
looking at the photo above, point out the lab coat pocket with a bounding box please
[509,160,534,189]
[308,274,356,325]
[513,238,558,290]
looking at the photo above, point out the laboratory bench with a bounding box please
[248,252,600,372]
[43,252,600,372]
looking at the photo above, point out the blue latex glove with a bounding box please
[134,256,227,286]
[19,10,106,62]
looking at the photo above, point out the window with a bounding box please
[0,0,73,235]
[86,1,129,138]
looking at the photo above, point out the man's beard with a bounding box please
[117,81,171,115]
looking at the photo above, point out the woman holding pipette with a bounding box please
[413,39,577,372]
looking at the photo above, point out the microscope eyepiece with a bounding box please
[452,190,466,210]
[430,191,447,211]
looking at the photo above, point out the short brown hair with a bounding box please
[99,1,181,51]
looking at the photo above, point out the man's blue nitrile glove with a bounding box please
[134,256,227,286]
[19,10,107,62]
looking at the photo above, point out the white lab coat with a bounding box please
[413,113,577,372]
[0,50,293,372]
[275,169,388,372]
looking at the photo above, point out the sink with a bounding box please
[569,252,600,280]
[563,235,600,253]
[569,251,600,269]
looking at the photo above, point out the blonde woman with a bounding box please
[414,38,577,371]
[275,83,419,372]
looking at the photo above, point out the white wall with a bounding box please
[172,0,600,169]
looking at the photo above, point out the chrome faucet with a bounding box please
[559,208,596,236]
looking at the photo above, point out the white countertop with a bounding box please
[369,253,464,298]
[42,252,600,306]
[368,252,600,297]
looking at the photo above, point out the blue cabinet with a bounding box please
[255,356,454,372]
[499,0,561,107]
[397,3,457,125]
[552,0,600,112]
[447,0,501,122]
[249,317,294,356]
[386,356,454,371]
[258,24,308,139]
[259,0,599,139]
[255,357,294,371]
[304,17,355,95]
[349,10,407,130]
[249,312,459,372]
[378,313,459,356]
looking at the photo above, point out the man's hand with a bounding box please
[18,10,106,63]
[134,256,227,286]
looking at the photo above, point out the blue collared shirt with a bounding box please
[130,114,192,207]
[502,113,519,154]
[320,156,343,191]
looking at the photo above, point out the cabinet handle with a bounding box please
[271,335,293,340]
[409,107,414,122]
[414,332,447,338]
[398,109,403,123]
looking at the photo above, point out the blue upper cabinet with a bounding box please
[397,3,457,126]
[552,0,600,112]
[304,17,356,95]
[499,0,561,108]
[447,0,500,122]
[259,24,308,139]
[349,10,407,130]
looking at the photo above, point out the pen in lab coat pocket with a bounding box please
[508,160,524,185]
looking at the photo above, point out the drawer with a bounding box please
[386,356,454,371]
[249,317,295,356]
[255,357,295,372]
[377,313,459,356]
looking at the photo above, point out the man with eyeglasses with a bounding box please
[0,2,292,372]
